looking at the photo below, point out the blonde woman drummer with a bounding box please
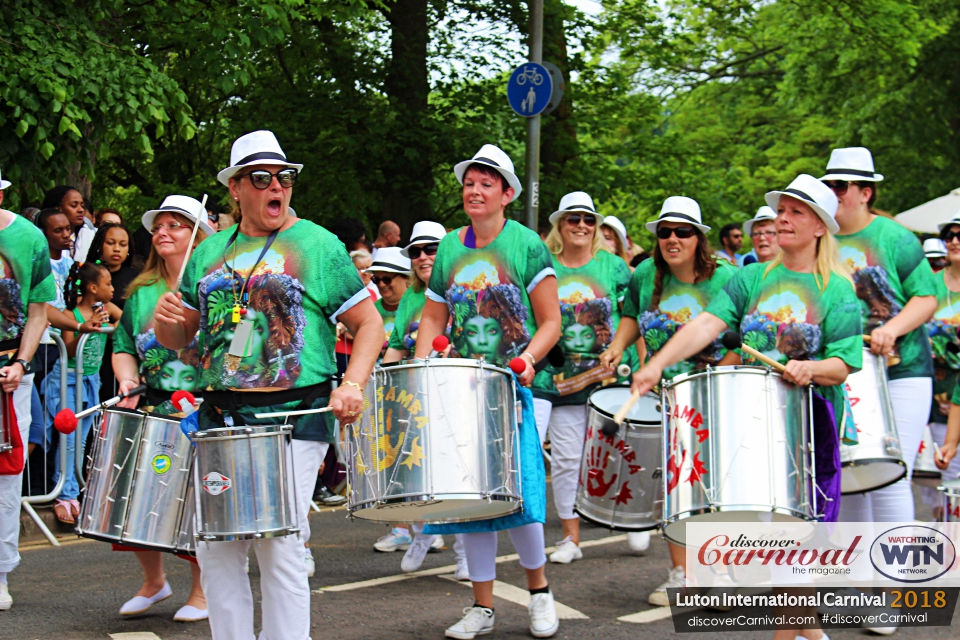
[530,191,631,565]
[113,196,213,622]
[600,195,737,606]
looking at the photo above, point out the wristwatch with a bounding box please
[11,358,30,373]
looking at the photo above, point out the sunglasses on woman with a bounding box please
[565,213,597,227]
[942,229,960,243]
[656,225,696,239]
[408,243,439,259]
[371,274,402,286]
[243,168,299,190]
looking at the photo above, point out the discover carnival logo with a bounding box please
[869,525,956,583]
[698,533,861,574]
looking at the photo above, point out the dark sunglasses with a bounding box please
[243,168,298,190]
[823,180,850,196]
[371,274,402,286]
[929,258,949,270]
[408,243,439,259]
[942,229,960,243]
[656,225,696,240]
[565,213,597,227]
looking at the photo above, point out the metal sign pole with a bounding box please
[525,0,544,231]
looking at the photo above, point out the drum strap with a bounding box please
[202,381,333,424]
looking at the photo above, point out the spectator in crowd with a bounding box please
[330,217,369,252]
[335,249,379,377]
[41,186,96,262]
[217,212,235,231]
[742,206,779,266]
[205,201,220,233]
[630,250,650,267]
[373,220,401,248]
[924,238,948,273]
[95,209,123,227]
[715,222,745,266]
[19,207,40,223]
[601,215,632,267]
[34,208,78,384]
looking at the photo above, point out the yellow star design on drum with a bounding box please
[399,435,425,470]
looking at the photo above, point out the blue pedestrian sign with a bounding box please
[507,62,553,118]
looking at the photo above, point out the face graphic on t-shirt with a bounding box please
[157,360,199,392]
[564,323,597,353]
[463,315,502,360]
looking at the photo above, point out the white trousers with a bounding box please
[0,374,34,574]
[196,437,326,640]
[921,422,960,508]
[533,399,587,520]
[462,523,546,583]
[839,377,931,523]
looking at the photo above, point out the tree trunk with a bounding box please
[382,0,434,240]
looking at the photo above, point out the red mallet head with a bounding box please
[509,358,526,375]
[171,390,196,409]
[432,335,450,353]
[54,409,78,434]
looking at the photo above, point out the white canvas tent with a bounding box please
[894,188,960,233]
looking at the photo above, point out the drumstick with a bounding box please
[933,441,945,464]
[721,332,786,372]
[613,390,641,425]
[862,334,871,344]
[253,406,334,419]
[174,193,208,292]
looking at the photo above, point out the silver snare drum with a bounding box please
[192,424,297,542]
[575,386,662,531]
[662,366,816,546]
[347,358,521,523]
[840,348,905,494]
[939,479,960,523]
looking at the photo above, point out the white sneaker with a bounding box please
[863,607,898,635]
[401,533,436,572]
[120,581,173,616]
[627,531,651,553]
[455,556,470,581]
[429,534,445,552]
[445,605,495,639]
[0,583,11,611]
[304,549,315,578]
[245,556,250,574]
[374,527,412,552]
[648,566,685,607]
[528,591,560,638]
[548,537,582,564]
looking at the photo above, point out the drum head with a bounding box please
[841,460,907,494]
[940,478,960,496]
[588,386,660,425]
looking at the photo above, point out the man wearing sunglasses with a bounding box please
[715,223,745,266]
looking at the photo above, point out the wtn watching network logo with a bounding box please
[870,526,957,583]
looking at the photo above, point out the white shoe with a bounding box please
[648,566,685,607]
[374,527,412,552]
[445,605,495,639]
[120,581,173,616]
[429,534,445,552]
[455,556,470,581]
[173,604,209,622]
[245,556,250,574]
[627,531,651,553]
[0,583,11,611]
[548,537,582,564]
[305,549,316,578]
[401,533,436,572]
[528,591,560,638]
[796,635,830,640]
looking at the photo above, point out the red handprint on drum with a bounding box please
[587,468,618,497]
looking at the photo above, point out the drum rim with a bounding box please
[103,406,149,418]
[839,458,907,494]
[938,478,960,494]
[664,364,783,387]
[587,384,661,425]
[384,357,512,376]
[573,505,661,532]
[348,495,521,523]
[192,424,293,439]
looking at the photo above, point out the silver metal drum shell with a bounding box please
[193,424,296,541]
[939,479,960,523]
[77,409,146,542]
[121,415,194,550]
[662,366,815,546]
[839,348,906,493]
[175,469,196,554]
[347,358,522,523]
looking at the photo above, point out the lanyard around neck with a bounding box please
[464,219,507,249]
[225,226,279,306]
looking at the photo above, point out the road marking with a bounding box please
[617,606,673,624]
[109,633,163,640]
[439,574,589,619]
[314,534,628,594]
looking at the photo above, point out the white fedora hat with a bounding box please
[142,195,215,237]
[0,168,10,191]
[548,191,604,226]
[645,196,710,234]
[601,215,628,249]
[217,130,303,187]
[765,174,839,234]
[937,211,960,232]
[821,147,883,182]
[402,221,447,257]
[365,247,411,275]
[743,206,777,237]
[454,144,522,203]
[923,238,948,258]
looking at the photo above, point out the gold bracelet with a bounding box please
[341,380,363,392]
[521,352,536,366]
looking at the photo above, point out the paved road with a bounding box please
[3,485,957,639]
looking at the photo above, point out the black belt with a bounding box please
[143,387,206,407]
[202,381,333,426]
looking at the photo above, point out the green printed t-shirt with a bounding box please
[706,262,864,432]
[532,250,632,406]
[926,271,960,423]
[374,298,399,359]
[427,220,554,370]
[837,216,936,380]
[114,279,202,415]
[387,287,427,354]
[180,220,368,441]
[623,259,737,380]
[0,214,55,365]
[66,308,107,373]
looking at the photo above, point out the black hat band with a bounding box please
[236,151,288,166]
[825,167,875,178]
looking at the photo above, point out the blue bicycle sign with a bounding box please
[507,62,553,118]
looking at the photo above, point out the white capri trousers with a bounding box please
[839,377,931,523]
[533,399,588,521]
[461,523,547,583]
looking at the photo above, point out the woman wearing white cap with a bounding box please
[741,206,779,266]
[413,144,562,639]
[366,246,411,361]
[111,196,213,621]
[628,176,862,640]
[600,195,738,605]
[153,130,383,639]
[528,192,631,566]
[600,215,632,267]
[824,147,938,529]
[923,238,948,273]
